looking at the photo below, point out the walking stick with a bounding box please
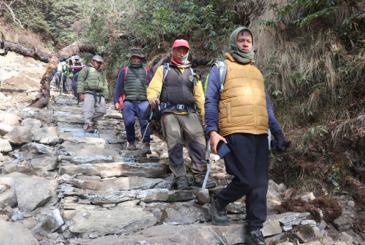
[202,139,213,190]
[140,106,154,143]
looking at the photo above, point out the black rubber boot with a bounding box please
[209,196,230,226]
[247,230,266,245]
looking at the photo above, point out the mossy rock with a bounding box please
[293,225,315,243]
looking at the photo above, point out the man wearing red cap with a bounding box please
[147,39,216,190]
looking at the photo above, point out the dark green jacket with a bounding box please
[124,67,148,101]
[77,64,109,100]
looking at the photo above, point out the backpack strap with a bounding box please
[215,61,227,94]
[159,63,170,99]
[144,66,150,84]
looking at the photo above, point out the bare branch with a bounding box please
[0,0,24,29]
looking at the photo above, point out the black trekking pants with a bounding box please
[216,133,269,229]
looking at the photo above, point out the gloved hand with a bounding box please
[272,130,291,152]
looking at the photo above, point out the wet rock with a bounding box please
[67,177,164,191]
[226,202,246,214]
[31,157,58,171]
[33,215,62,237]
[4,126,32,145]
[0,219,38,245]
[20,142,53,154]
[69,208,157,235]
[0,188,17,209]
[301,192,316,202]
[21,118,42,128]
[60,162,165,178]
[333,210,353,232]
[146,202,210,224]
[0,139,12,152]
[0,111,21,126]
[293,225,316,243]
[14,176,53,212]
[0,123,13,135]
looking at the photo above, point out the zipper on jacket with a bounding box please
[244,65,257,134]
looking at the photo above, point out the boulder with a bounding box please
[0,123,13,135]
[333,210,353,232]
[3,126,32,145]
[0,188,17,209]
[0,111,21,126]
[60,162,165,178]
[32,215,62,237]
[293,225,316,243]
[0,139,12,152]
[31,157,58,171]
[0,219,38,245]
[20,142,53,154]
[14,176,53,211]
[69,208,157,235]
[21,118,42,128]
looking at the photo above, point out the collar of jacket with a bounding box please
[168,62,192,69]
[225,53,255,64]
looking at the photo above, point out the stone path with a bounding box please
[0,61,363,244]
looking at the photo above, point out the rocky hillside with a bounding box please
[0,51,364,245]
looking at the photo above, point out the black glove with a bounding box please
[272,130,291,152]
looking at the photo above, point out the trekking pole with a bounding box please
[140,104,155,143]
[202,139,213,190]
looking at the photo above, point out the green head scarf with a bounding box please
[229,26,254,64]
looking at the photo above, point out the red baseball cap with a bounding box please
[172,39,190,49]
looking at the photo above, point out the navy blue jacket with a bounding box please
[205,65,281,135]
[114,67,153,104]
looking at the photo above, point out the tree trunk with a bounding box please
[0,40,97,108]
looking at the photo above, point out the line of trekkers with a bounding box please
[59,27,292,245]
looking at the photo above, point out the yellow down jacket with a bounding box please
[218,53,269,136]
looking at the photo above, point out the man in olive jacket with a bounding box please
[77,55,109,133]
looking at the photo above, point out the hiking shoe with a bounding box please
[85,125,95,133]
[176,182,190,190]
[210,197,230,226]
[142,142,152,154]
[126,142,138,150]
[191,180,217,189]
[247,230,266,245]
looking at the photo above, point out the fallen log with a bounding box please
[0,39,97,108]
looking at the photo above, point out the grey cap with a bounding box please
[92,55,103,63]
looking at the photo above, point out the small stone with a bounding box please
[301,220,317,227]
[11,213,24,221]
[0,139,12,152]
[347,201,355,208]
[301,192,316,202]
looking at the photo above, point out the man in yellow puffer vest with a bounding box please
[205,27,291,245]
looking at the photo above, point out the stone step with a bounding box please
[59,162,166,178]
[62,176,167,191]
[59,142,121,157]
[73,222,247,244]
[68,208,157,236]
